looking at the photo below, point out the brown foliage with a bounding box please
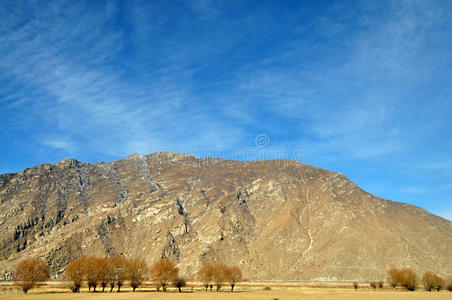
[15,258,50,294]
[422,271,445,291]
[150,259,179,292]
[126,258,148,292]
[65,257,86,293]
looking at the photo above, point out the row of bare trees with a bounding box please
[14,256,242,294]
[65,256,148,292]
[388,268,452,292]
[196,264,242,292]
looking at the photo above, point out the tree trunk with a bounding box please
[117,283,122,292]
[110,284,114,292]
[231,284,235,292]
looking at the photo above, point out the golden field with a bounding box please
[0,286,451,300]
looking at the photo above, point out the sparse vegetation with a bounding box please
[150,259,179,292]
[14,258,50,294]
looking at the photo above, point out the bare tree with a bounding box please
[126,258,148,292]
[15,258,50,294]
[197,264,214,292]
[388,268,401,288]
[212,264,227,291]
[85,256,102,292]
[65,257,87,293]
[150,259,179,292]
[224,266,242,292]
[399,268,418,291]
[96,258,109,292]
[108,256,128,292]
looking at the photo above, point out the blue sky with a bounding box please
[1,0,451,220]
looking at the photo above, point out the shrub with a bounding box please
[126,258,148,292]
[212,264,228,291]
[377,280,384,289]
[150,259,179,292]
[353,282,358,290]
[370,281,377,290]
[15,258,50,294]
[263,286,272,291]
[173,277,186,292]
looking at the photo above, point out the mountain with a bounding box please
[0,152,451,280]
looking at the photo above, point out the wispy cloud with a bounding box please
[0,0,451,220]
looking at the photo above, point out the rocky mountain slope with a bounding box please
[0,152,451,280]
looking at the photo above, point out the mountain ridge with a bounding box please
[0,152,451,280]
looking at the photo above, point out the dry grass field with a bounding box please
[1,286,451,300]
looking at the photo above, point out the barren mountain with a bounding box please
[0,152,451,280]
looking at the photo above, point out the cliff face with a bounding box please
[0,152,451,280]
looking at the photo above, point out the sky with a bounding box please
[0,0,451,221]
